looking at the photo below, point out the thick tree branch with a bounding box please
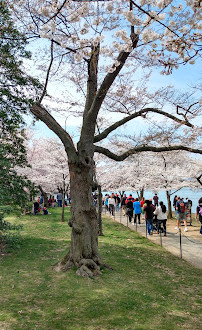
[84,44,99,114]
[196,174,202,186]
[79,35,139,150]
[31,103,77,158]
[94,108,194,143]
[94,145,202,161]
[87,35,139,122]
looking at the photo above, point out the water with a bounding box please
[103,188,202,212]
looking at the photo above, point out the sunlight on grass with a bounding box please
[0,208,201,330]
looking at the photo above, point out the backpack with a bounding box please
[199,206,202,216]
[178,201,185,213]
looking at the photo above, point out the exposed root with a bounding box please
[101,263,114,270]
[53,259,74,272]
[76,258,102,277]
[54,254,112,277]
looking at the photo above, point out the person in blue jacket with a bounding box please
[133,198,141,224]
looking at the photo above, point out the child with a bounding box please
[43,204,51,215]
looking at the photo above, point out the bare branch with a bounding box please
[131,0,180,39]
[94,108,194,143]
[39,40,54,104]
[45,0,68,24]
[94,145,202,161]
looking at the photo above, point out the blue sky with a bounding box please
[29,57,201,142]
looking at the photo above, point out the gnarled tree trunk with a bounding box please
[55,159,103,277]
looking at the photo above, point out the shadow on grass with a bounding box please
[0,229,202,330]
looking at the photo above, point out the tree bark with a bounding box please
[98,185,104,236]
[38,185,48,206]
[54,160,103,277]
[61,174,65,222]
[166,190,172,218]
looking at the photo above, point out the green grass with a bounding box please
[0,208,201,330]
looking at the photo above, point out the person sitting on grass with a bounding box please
[43,204,51,215]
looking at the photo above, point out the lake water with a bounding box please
[103,188,202,212]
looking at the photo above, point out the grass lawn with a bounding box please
[0,208,201,330]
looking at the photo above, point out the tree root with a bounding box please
[53,256,112,277]
[76,258,102,277]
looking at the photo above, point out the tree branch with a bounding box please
[39,40,54,103]
[87,34,139,122]
[94,145,202,161]
[196,174,202,186]
[30,103,77,158]
[45,0,68,24]
[79,35,139,149]
[94,108,194,143]
[131,0,180,39]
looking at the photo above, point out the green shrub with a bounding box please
[0,212,23,253]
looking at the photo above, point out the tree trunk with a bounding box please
[61,174,65,222]
[140,188,144,200]
[136,189,144,200]
[98,185,104,236]
[166,190,172,219]
[55,161,104,277]
[38,185,48,206]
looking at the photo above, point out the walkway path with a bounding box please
[106,210,202,270]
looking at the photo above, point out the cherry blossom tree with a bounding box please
[24,135,69,200]
[8,0,202,276]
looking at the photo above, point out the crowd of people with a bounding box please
[103,193,167,236]
[31,190,202,236]
[103,193,202,236]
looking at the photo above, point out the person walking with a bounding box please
[121,194,127,216]
[140,197,145,219]
[108,193,116,217]
[175,196,188,232]
[153,193,159,207]
[144,200,155,235]
[196,197,202,235]
[133,198,141,224]
[154,201,167,236]
[115,194,121,212]
[126,197,134,223]
[104,194,109,212]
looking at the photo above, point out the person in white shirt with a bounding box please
[154,201,167,236]
[108,193,116,216]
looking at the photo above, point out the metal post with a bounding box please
[179,228,182,258]
[145,219,147,238]
[160,230,162,247]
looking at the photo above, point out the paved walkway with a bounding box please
[105,210,202,270]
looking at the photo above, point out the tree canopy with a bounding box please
[6,0,202,276]
[0,1,38,206]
